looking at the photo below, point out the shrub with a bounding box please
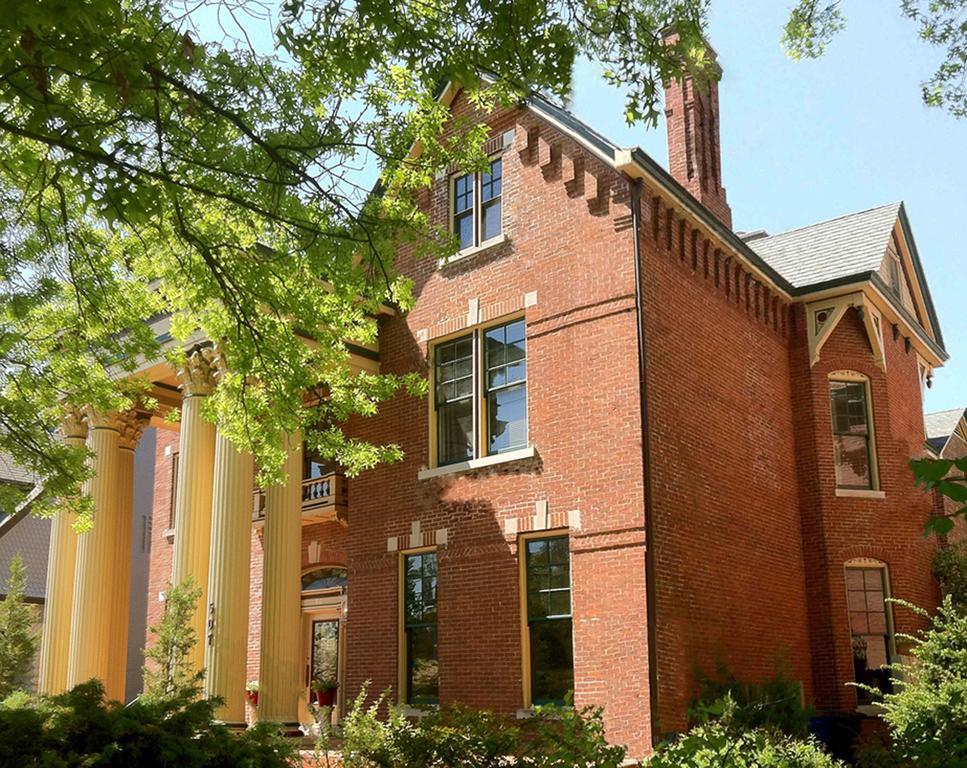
[0,680,295,768]
[932,540,967,607]
[310,687,624,768]
[648,699,844,768]
[689,662,812,737]
[872,597,967,768]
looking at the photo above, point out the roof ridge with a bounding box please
[758,201,902,242]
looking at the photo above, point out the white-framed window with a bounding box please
[432,316,527,467]
[450,157,502,251]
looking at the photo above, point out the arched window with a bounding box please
[301,567,347,593]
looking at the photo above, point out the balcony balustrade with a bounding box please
[252,472,348,526]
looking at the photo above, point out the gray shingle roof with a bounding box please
[0,513,49,600]
[925,408,966,441]
[747,202,901,289]
[0,451,36,487]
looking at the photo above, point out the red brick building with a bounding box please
[145,44,950,758]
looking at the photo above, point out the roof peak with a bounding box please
[758,201,902,242]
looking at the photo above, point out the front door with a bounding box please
[300,602,345,725]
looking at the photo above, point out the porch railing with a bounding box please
[252,472,348,526]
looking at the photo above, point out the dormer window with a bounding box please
[451,158,502,251]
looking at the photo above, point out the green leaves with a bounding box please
[0,0,709,502]
[911,457,967,537]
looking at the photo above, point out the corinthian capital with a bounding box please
[180,345,219,397]
[59,407,88,442]
[82,406,124,432]
[118,410,152,452]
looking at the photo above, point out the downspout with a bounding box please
[629,179,660,746]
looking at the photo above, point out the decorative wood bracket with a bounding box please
[806,292,886,371]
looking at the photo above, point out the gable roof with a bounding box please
[925,407,967,453]
[747,203,901,289]
[430,80,946,357]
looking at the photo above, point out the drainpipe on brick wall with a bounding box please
[629,179,660,746]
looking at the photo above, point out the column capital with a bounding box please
[118,410,152,452]
[180,345,219,397]
[81,407,124,432]
[59,407,88,442]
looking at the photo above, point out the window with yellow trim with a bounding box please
[402,551,438,705]
[433,317,527,466]
[523,535,573,706]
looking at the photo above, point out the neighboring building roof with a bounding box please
[925,407,967,453]
[0,450,46,600]
[747,203,901,289]
[0,511,49,601]
[0,450,36,487]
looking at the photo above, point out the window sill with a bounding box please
[516,706,571,720]
[418,445,536,480]
[402,705,434,718]
[438,233,508,267]
[835,489,886,499]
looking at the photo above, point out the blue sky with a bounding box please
[570,1,965,414]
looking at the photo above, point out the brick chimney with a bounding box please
[662,31,732,229]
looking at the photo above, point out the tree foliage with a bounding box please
[933,539,967,607]
[0,553,38,699]
[783,1,967,118]
[910,455,967,536]
[0,0,710,515]
[141,578,202,704]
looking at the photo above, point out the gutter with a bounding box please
[629,179,661,746]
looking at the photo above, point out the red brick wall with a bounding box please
[636,196,811,734]
[140,91,946,757]
[342,91,654,756]
[145,426,179,652]
[790,307,940,712]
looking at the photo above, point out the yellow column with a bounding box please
[105,410,151,702]
[258,434,303,725]
[37,408,88,695]
[204,431,254,726]
[67,408,123,690]
[171,345,218,676]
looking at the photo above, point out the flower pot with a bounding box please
[313,688,336,707]
[246,691,259,707]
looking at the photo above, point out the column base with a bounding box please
[215,720,249,731]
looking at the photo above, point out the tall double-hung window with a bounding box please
[829,378,878,490]
[401,551,438,706]
[522,535,574,706]
[451,158,502,251]
[434,318,527,466]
